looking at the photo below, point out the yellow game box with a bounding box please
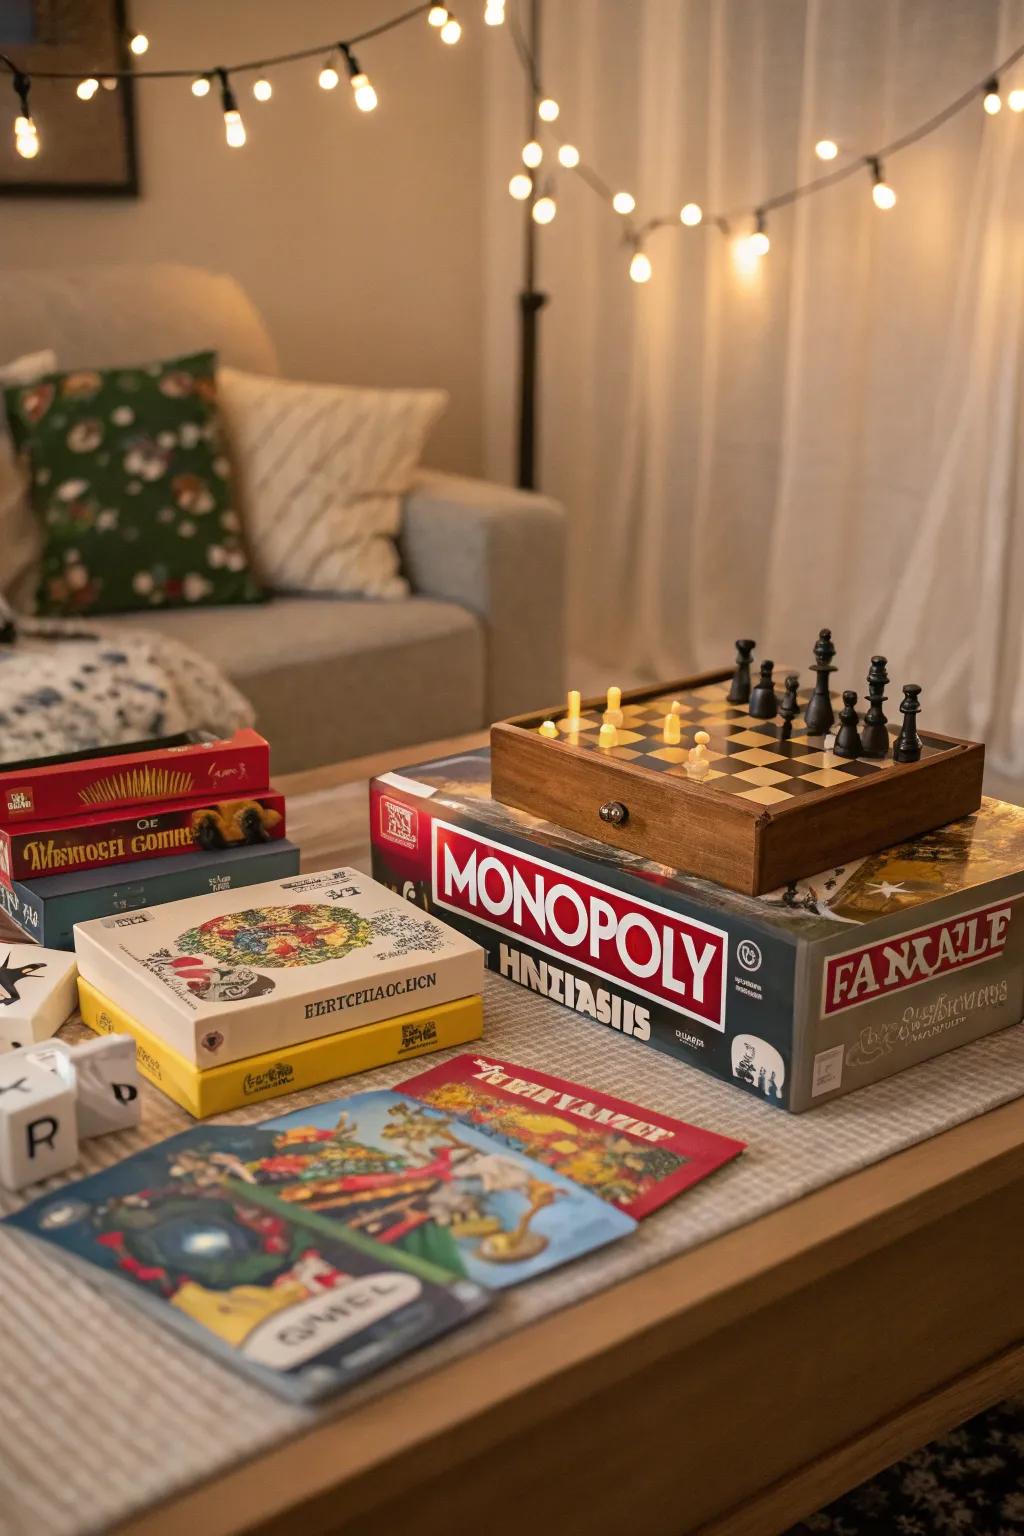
[78,977,483,1118]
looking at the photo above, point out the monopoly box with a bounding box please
[370,748,1024,1112]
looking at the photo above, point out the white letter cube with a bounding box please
[0,945,78,1051]
[0,1052,78,1189]
[65,1034,141,1139]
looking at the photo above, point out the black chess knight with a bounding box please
[892,684,923,763]
[748,660,778,719]
[804,628,837,736]
[833,691,864,758]
[728,639,756,705]
[860,655,890,757]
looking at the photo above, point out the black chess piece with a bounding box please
[748,660,778,719]
[892,684,923,763]
[804,628,837,736]
[860,655,889,757]
[833,690,863,758]
[727,639,756,704]
[778,673,800,738]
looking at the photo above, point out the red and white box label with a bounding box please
[822,898,1014,1016]
[431,819,728,1029]
[378,795,420,852]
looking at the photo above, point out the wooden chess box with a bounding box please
[490,670,985,896]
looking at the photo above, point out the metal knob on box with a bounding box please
[599,800,629,827]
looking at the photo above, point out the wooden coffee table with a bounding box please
[49,739,1024,1536]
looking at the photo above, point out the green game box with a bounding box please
[370,748,1024,1112]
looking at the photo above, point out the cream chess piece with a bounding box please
[686,729,711,782]
[663,713,681,746]
[566,689,582,731]
[538,719,558,738]
[604,685,624,728]
[598,722,617,749]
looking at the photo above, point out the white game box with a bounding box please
[73,868,483,1068]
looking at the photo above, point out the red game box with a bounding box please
[0,730,270,827]
[0,789,286,886]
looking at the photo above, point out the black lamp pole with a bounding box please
[516,0,547,491]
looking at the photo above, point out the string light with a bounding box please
[252,77,272,101]
[509,171,532,199]
[612,190,636,215]
[11,71,38,159]
[1010,87,1024,111]
[128,33,149,56]
[680,201,703,225]
[747,209,770,256]
[100,78,117,91]
[341,44,377,111]
[537,97,559,121]
[76,77,99,100]
[532,192,557,224]
[217,69,246,148]
[428,4,449,24]
[815,138,839,160]
[191,75,211,97]
[868,156,896,209]
[522,139,543,167]
[557,143,580,168]
[983,77,1002,114]
[629,249,652,283]
[440,14,462,44]
[318,56,340,90]
[484,2,506,24]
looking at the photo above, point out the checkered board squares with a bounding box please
[550,684,950,808]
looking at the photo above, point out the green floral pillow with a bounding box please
[3,350,263,616]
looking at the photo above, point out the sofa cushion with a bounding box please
[110,595,486,771]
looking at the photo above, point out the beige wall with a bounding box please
[0,0,486,473]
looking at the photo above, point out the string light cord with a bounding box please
[0,1,433,81]
[505,7,1024,257]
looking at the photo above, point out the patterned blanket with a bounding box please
[0,613,255,763]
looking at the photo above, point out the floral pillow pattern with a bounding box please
[3,350,263,617]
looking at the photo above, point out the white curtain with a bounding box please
[483,0,1024,775]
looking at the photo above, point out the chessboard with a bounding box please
[490,671,985,896]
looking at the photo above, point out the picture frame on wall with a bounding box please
[0,0,138,196]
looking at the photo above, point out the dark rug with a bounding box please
[784,1397,1024,1535]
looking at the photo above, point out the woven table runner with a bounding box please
[2,974,1023,1536]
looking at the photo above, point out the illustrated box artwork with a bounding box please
[0,942,78,1049]
[370,750,1024,1112]
[74,868,484,1068]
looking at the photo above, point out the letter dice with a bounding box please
[0,945,78,1051]
[0,1051,78,1190]
[63,1035,141,1139]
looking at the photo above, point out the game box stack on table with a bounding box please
[371,637,1024,1112]
[74,867,486,1117]
[0,729,299,948]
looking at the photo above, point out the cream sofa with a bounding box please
[0,265,565,772]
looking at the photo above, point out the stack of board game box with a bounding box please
[74,868,485,1116]
[0,730,300,949]
[370,746,1024,1113]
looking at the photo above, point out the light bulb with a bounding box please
[872,180,896,209]
[629,251,652,283]
[428,4,449,24]
[538,98,559,122]
[522,139,543,167]
[612,190,636,215]
[815,138,838,160]
[191,75,211,97]
[748,230,770,256]
[101,78,118,90]
[557,143,580,168]
[508,172,532,200]
[76,77,99,100]
[319,64,340,90]
[224,108,246,147]
[680,201,703,225]
[484,2,505,24]
[129,33,149,55]
[984,89,1002,115]
[532,194,556,224]
[440,16,462,43]
[14,114,39,159]
[351,73,378,112]
[1009,88,1024,111]
[252,77,272,102]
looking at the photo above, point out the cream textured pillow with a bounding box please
[217,368,447,599]
[1,349,56,605]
